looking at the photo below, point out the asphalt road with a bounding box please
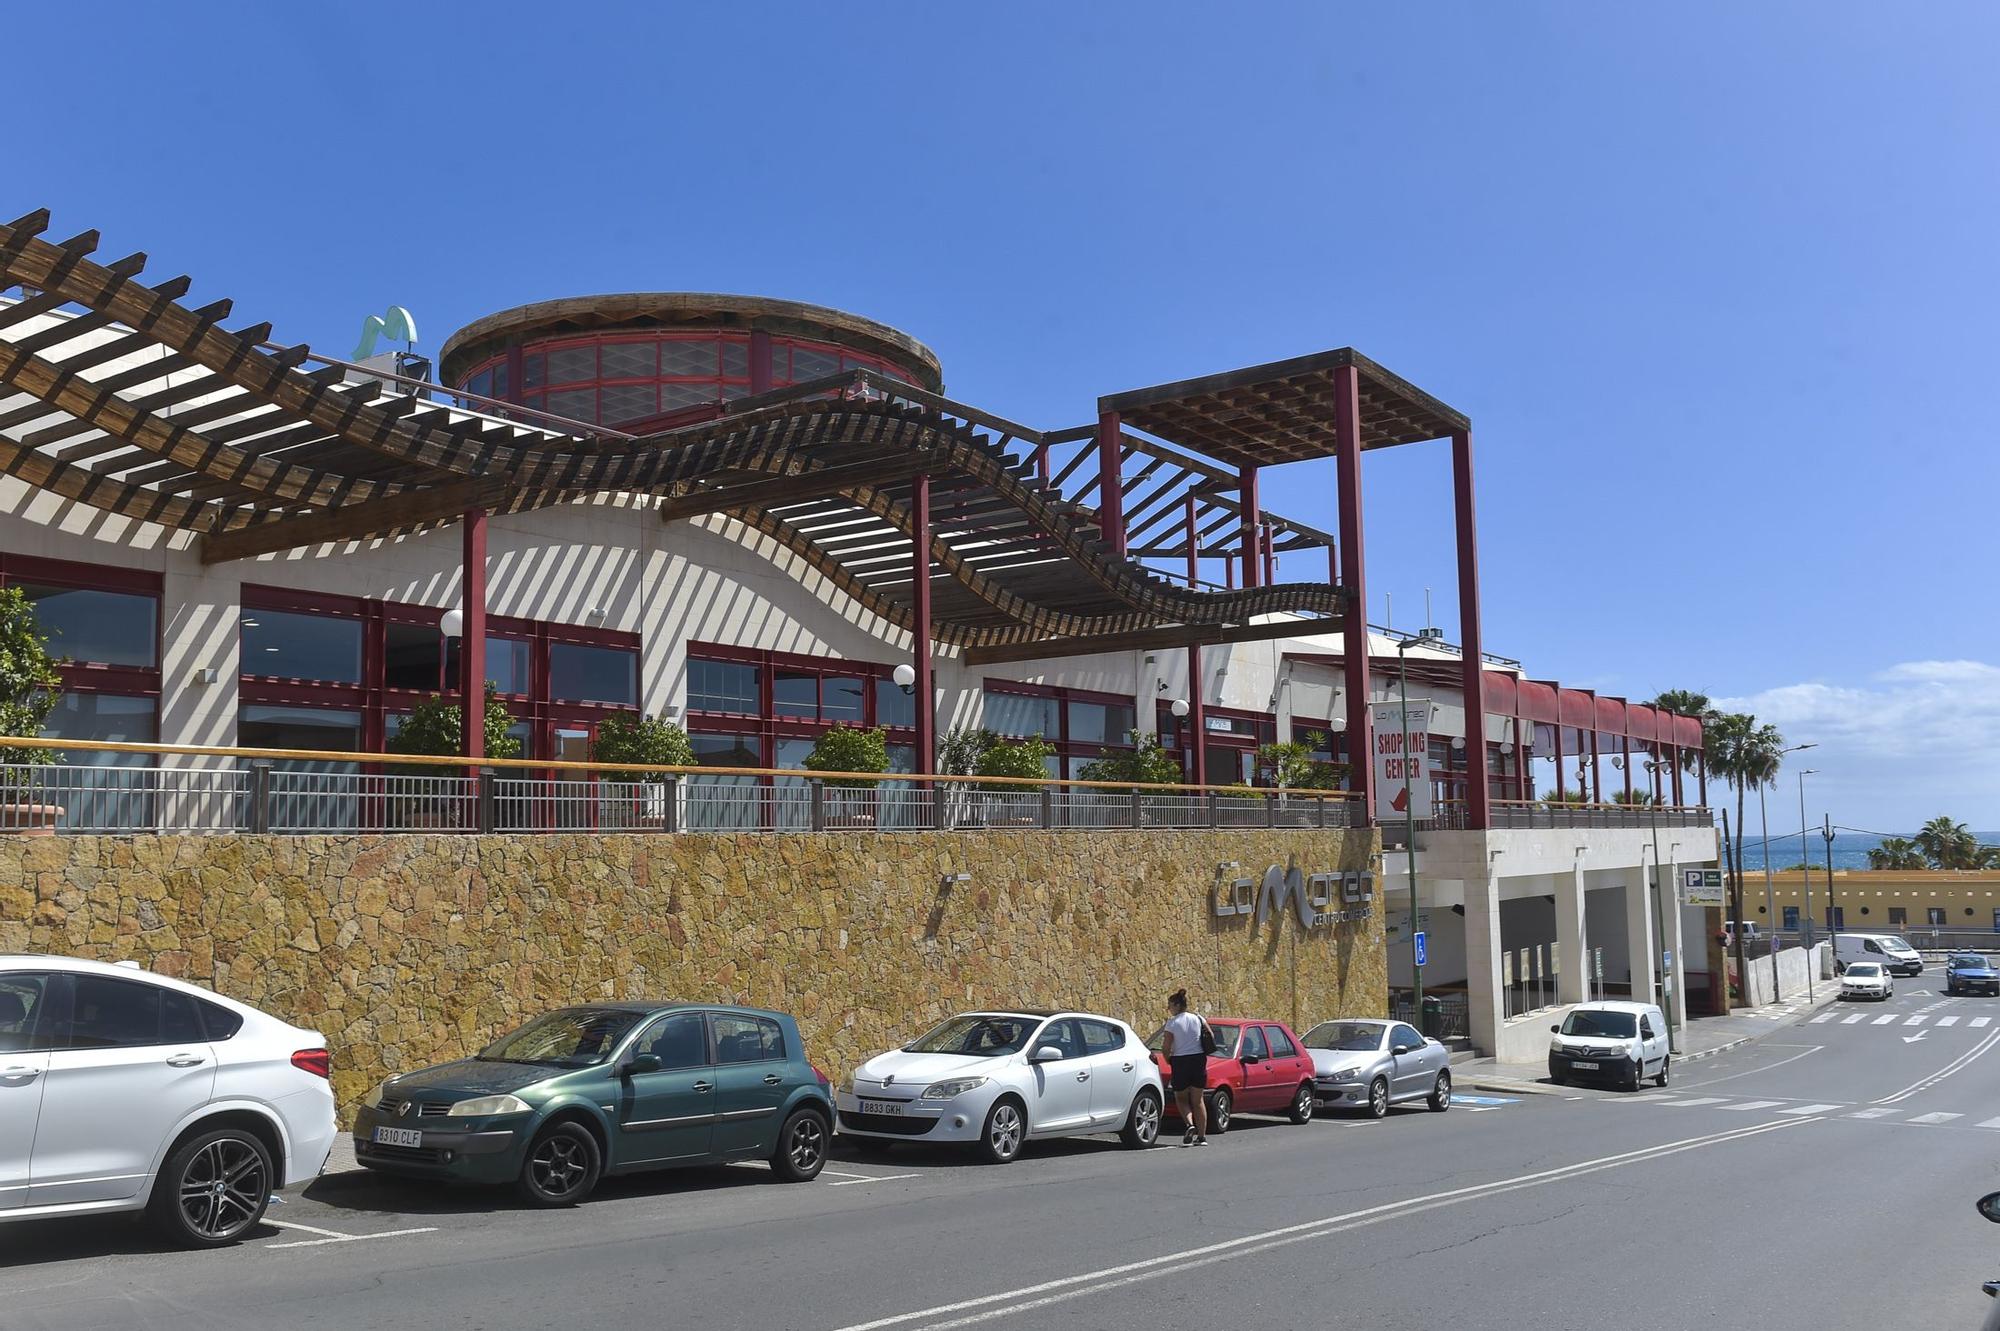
[8,970,2000,1330]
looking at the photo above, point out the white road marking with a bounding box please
[266,1226,440,1250]
[827,1118,1817,1331]
[1872,1015,1898,1025]
[1977,1117,2000,1129]
[1808,1014,1833,1024]
[1904,1032,1930,1044]
[826,1173,921,1186]
[265,1219,354,1239]
[1841,1014,1867,1024]
[1847,1108,1897,1119]
[1622,1094,1681,1103]
[1875,1028,2000,1105]
[1937,1016,1960,1027]
[1677,1044,1823,1091]
[1717,1100,1785,1112]
[1974,1018,1993,1028]
[1903,1015,1927,1026]
[1907,1112,1964,1125]
[1657,1097,1728,1107]
[1777,1104,1842,1115]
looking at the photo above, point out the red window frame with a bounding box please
[684,642,915,771]
[0,553,163,701]
[982,679,1139,777]
[1157,702,1276,786]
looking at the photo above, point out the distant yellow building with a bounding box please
[1740,870,2000,936]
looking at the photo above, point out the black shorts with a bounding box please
[1169,1053,1208,1092]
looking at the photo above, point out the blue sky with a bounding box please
[9,4,1996,829]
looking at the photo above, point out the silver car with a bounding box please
[1300,1018,1451,1118]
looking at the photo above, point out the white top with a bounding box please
[1162,1011,1205,1057]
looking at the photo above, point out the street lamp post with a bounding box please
[1397,628,1443,1031]
[1758,742,1816,1002]
[1798,769,1818,984]
[1644,759,1677,1051]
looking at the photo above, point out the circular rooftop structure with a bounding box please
[439,293,943,430]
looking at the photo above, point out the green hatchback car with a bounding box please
[352,1003,833,1204]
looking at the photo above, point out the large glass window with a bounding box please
[822,675,866,722]
[772,669,819,718]
[42,693,156,751]
[1067,700,1135,746]
[383,622,442,692]
[984,689,1060,739]
[688,658,759,713]
[241,608,361,683]
[487,636,532,695]
[240,705,361,756]
[876,678,916,729]
[550,643,637,705]
[19,583,156,667]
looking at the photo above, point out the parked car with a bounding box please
[1299,1017,1451,1118]
[1834,932,1924,977]
[836,1010,1164,1163]
[1144,1017,1316,1132]
[0,955,336,1247]
[353,1003,833,1205]
[1946,954,2000,997]
[1840,961,1893,1002]
[1722,922,1762,946]
[1547,1001,1670,1090]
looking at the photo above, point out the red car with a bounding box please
[1147,1017,1317,1133]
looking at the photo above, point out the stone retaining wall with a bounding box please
[0,829,1383,1113]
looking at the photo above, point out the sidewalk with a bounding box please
[1455,986,1843,1096]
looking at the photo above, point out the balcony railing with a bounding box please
[0,737,1361,837]
[1418,800,1714,832]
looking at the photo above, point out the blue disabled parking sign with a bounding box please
[1414,931,1428,967]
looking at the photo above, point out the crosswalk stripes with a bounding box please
[1978,1117,2000,1129]
[1907,1112,1964,1125]
[1777,1103,1842,1115]
[1848,1108,1897,1119]
[1841,1013,1866,1024]
[1717,1100,1785,1111]
[1975,1017,1993,1028]
[1872,1014,1898,1025]
[1903,1015,1926,1025]
[1938,1016,1960,1026]
[1803,1011,1994,1032]
[1613,1094,1996,1129]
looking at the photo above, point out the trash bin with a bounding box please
[1420,995,1443,1039]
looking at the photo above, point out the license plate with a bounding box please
[858,1099,903,1116]
[1571,1061,1598,1071]
[373,1126,423,1148]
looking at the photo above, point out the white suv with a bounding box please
[0,956,337,1246]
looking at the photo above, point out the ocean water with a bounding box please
[1730,829,2000,871]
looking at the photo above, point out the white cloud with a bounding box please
[1715,660,2000,830]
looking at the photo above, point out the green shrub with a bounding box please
[802,725,890,788]
[0,586,62,777]
[591,712,695,783]
[974,737,1056,790]
[1077,731,1183,785]
[385,683,520,766]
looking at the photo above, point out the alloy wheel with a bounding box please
[1131,1092,1161,1145]
[989,1102,1023,1160]
[531,1134,588,1196]
[1293,1083,1314,1123]
[177,1137,267,1242]
[1369,1078,1388,1118]
[788,1113,826,1173]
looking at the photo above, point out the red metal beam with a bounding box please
[1184,494,1207,784]
[461,507,488,763]
[1095,410,1126,555]
[911,472,935,774]
[1451,429,1491,829]
[1334,365,1372,819]
[1239,464,1262,589]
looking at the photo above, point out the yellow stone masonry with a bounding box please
[0,829,1384,1113]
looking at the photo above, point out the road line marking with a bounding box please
[1840,1014,1866,1024]
[826,1173,921,1186]
[1777,1104,1841,1115]
[1847,1108,1897,1119]
[1976,1117,2000,1129]
[266,1226,439,1250]
[1976,1018,1993,1028]
[1876,1028,2000,1104]
[1677,1044,1824,1091]
[1656,1097,1728,1107]
[826,1119,1816,1331]
[1872,1015,1898,1025]
[1904,1016,1927,1026]
[1938,1016,1960,1027]
[1717,1100,1785,1112]
[1907,1112,1964,1125]
[265,1219,355,1239]
[821,1169,887,1181]
[1809,1014,1833,1024]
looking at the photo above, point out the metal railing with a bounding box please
[0,737,1362,837]
[1422,800,1714,832]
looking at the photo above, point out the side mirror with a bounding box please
[1979,1193,2000,1225]
[623,1053,662,1076]
[1391,1044,1412,1056]
[1030,1045,1064,1063]
[1241,1053,1261,1066]
[1549,1024,1561,1034]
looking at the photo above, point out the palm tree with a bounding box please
[1867,837,1927,871]
[1706,711,1785,943]
[1918,816,1979,870]
[1650,690,1717,774]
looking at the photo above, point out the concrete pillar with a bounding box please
[1556,856,1590,1004]
[1664,855,1688,1033]
[1464,872,1504,1057]
[1627,864,1658,1005]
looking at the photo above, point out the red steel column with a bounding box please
[1262,522,1276,585]
[1333,365,1372,819]
[1450,429,1491,829]
[1184,495,1207,784]
[1554,714,1566,800]
[461,508,488,762]
[912,474,935,773]
[749,329,773,394]
[1096,410,1126,556]
[1697,750,1708,806]
[1239,465,1262,588]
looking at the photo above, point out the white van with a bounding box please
[1835,932,1923,978]
[1547,1001,1671,1091]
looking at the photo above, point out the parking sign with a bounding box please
[1414,931,1428,967]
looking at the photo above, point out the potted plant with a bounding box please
[0,585,64,834]
[590,712,695,829]
[384,684,520,828]
[972,735,1056,826]
[803,724,890,827]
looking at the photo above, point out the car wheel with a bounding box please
[1120,1088,1162,1148]
[1366,1076,1389,1119]
[1207,1086,1233,1135]
[1625,1058,1644,1092]
[149,1127,272,1248]
[1289,1081,1316,1124]
[1428,1070,1452,1112]
[516,1121,602,1207]
[771,1107,829,1183]
[977,1097,1026,1164]
[1654,1057,1670,1088]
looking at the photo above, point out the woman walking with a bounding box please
[1154,988,1211,1146]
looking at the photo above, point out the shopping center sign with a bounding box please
[1213,858,1375,928]
[1370,700,1434,821]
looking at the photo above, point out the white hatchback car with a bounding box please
[0,956,337,1246]
[836,1009,1165,1163]
[1840,961,1893,1002]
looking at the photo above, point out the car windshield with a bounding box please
[1560,1010,1637,1039]
[1846,963,1882,977]
[479,1008,645,1068]
[904,1014,1041,1057]
[1954,956,1991,969]
[1883,936,1915,952]
[1302,1021,1386,1052]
